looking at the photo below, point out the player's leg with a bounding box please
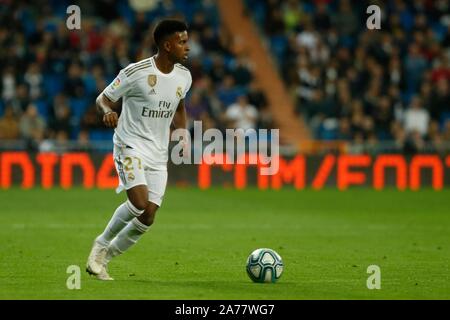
[137,201,158,226]
[104,170,167,265]
[95,184,148,245]
[104,202,158,263]
[90,185,149,280]
[86,147,147,275]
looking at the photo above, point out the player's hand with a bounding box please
[103,111,118,128]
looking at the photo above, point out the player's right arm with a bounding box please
[97,69,132,128]
[96,94,119,128]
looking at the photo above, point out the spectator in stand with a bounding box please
[75,129,93,152]
[190,11,208,34]
[231,54,254,87]
[0,105,20,140]
[48,101,72,138]
[264,4,285,36]
[185,90,216,132]
[208,55,229,85]
[373,95,395,140]
[23,62,45,101]
[247,80,272,129]
[10,83,30,115]
[81,102,104,130]
[404,43,427,93]
[403,96,430,137]
[429,78,450,124]
[332,0,358,39]
[19,103,46,150]
[282,0,305,32]
[336,117,352,140]
[216,75,243,109]
[225,95,259,130]
[64,62,85,98]
[1,66,17,102]
[187,31,204,60]
[313,3,331,32]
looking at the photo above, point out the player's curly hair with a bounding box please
[153,19,188,47]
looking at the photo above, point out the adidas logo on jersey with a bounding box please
[148,88,156,95]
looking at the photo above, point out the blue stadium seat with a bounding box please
[317,119,338,141]
[34,99,49,119]
[69,98,90,122]
[440,112,450,128]
[117,1,135,25]
[19,8,36,38]
[201,55,214,73]
[302,2,315,14]
[89,129,113,141]
[83,75,97,96]
[44,74,64,98]
[432,22,447,41]
[70,127,80,140]
[270,35,288,63]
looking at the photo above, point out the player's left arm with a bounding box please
[172,99,187,131]
[172,99,189,157]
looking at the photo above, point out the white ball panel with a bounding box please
[275,265,283,278]
[251,249,263,260]
[261,252,275,264]
[264,268,273,283]
[250,265,261,278]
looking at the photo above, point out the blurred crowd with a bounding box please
[0,0,271,152]
[1,0,449,154]
[247,0,450,153]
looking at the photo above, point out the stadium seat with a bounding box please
[440,112,450,128]
[117,1,135,25]
[432,23,447,41]
[83,75,98,96]
[89,129,113,141]
[69,98,90,122]
[318,119,339,141]
[44,74,64,98]
[270,36,288,63]
[34,99,49,119]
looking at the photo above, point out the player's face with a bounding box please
[169,31,190,63]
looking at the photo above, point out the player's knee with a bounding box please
[129,198,149,212]
[126,186,149,211]
[139,209,156,226]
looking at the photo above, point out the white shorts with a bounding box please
[113,144,168,207]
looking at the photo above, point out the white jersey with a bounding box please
[103,56,192,169]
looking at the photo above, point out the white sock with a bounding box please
[105,217,149,263]
[96,201,144,246]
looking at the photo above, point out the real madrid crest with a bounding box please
[148,74,157,87]
[176,86,182,98]
[128,173,135,181]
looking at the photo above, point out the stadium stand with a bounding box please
[0,0,449,154]
[245,0,450,153]
[0,0,262,152]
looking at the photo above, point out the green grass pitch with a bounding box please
[0,187,449,299]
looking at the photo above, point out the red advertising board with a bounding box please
[0,152,449,190]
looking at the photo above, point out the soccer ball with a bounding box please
[246,248,283,283]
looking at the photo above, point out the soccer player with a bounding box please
[86,19,191,280]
